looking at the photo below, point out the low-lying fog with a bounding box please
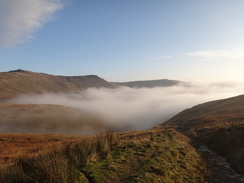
[7,81,244,132]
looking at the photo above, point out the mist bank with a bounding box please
[6,81,244,132]
[0,103,108,135]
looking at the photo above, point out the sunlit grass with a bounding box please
[0,133,120,183]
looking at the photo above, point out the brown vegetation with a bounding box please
[0,128,206,183]
[0,133,88,165]
[0,133,120,183]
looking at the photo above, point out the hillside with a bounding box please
[165,94,244,131]
[114,79,181,88]
[0,103,108,135]
[164,94,244,176]
[0,133,89,166]
[0,69,116,100]
[1,70,243,182]
[0,127,206,183]
[1,94,244,182]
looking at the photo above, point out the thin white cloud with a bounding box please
[0,0,64,48]
[148,56,171,60]
[186,47,244,60]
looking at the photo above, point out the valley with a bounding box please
[0,70,243,182]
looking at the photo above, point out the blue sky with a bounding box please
[1,0,244,82]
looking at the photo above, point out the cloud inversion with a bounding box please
[8,82,244,132]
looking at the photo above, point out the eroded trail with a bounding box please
[198,145,244,183]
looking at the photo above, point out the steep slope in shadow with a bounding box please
[164,95,244,180]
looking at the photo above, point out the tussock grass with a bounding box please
[0,129,205,183]
[67,140,98,167]
[0,133,120,183]
[16,146,78,183]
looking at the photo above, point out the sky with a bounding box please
[0,0,244,82]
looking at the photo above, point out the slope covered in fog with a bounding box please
[0,103,108,135]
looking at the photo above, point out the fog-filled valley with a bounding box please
[1,71,244,182]
[5,81,244,133]
[2,1,244,181]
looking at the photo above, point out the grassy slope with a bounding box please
[0,133,88,166]
[0,70,116,100]
[0,127,206,183]
[0,103,108,166]
[164,94,244,174]
[84,127,205,183]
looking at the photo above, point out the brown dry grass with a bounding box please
[0,125,207,183]
[0,127,175,166]
[0,133,120,183]
[0,133,88,165]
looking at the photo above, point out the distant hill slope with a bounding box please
[114,79,181,88]
[0,69,116,100]
[164,94,244,175]
[0,103,108,135]
[165,94,244,131]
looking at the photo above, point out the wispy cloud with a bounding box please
[0,0,65,48]
[186,47,244,60]
[148,56,171,60]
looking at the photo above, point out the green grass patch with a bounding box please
[83,129,205,183]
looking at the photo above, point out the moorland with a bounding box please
[0,70,243,183]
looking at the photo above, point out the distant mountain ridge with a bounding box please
[0,69,184,100]
[0,69,117,100]
[114,79,181,88]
